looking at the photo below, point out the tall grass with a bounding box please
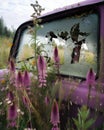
[0,37,12,68]
[18,44,34,61]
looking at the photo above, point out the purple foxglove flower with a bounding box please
[23,71,31,87]
[50,100,60,126]
[7,103,17,121]
[9,59,15,72]
[7,91,14,101]
[53,46,60,66]
[52,126,59,130]
[22,96,29,108]
[37,55,47,87]
[86,68,96,86]
[7,121,16,127]
[45,96,50,105]
[15,71,23,87]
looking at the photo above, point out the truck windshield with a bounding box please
[17,12,99,78]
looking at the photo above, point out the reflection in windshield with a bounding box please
[17,13,99,78]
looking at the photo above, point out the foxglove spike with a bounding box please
[23,71,31,87]
[86,68,95,86]
[37,55,47,87]
[50,99,60,126]
[7,121,16,127]
[16,71,23,87]
[52,126,59,130]
[22,96,29,108]
[54,46,60,65]
[7,103,17,121]
[45,96,50,105]
[38,56,46,73]
[7,91,14,101]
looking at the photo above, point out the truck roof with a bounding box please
[42,0,104,17]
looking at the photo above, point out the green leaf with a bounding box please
[85,119,95,129]
[73,118,79,127]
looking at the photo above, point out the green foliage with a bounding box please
[0,17,4,35]
[0,37,12,68]
[73,106,95,130]
[0,17,15,38]
[0,17,15,68]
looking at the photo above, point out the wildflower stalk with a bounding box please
[30,1,44,74]
[33,24,38,74]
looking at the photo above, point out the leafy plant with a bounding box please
[73,106,95,130]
